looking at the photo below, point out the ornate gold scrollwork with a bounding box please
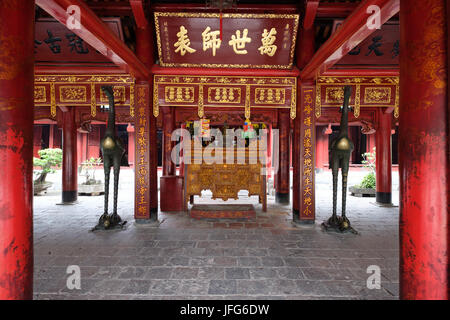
[50,82,56,117]
[34,86,46,103]
[60,86,87,103]
[354,85,361,118]
[130,83,135,117]
[90,83,96,117]
[185,148,266,203]
[198,85,204,118]
[290,85,296,119]
[245,85,251,119]
[315,84,321,118]
[364,87,391,104]
[394,84,399,118]
[153,84,159,117]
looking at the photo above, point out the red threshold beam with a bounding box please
[300,0,399,80]
[36,0,150,79]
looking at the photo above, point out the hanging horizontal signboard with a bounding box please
[332,21,399,67]
[35,18,124,64]
[154,12,299,69]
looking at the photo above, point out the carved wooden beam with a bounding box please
[300,0,400,80]
[303,0,319,30]
[130,0,148,28]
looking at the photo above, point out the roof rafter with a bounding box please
[303,0,319,29]
[130,0,148,28]
[300,0,399,80]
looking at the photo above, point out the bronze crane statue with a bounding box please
[93,86,127,230]
[323,86,357,233]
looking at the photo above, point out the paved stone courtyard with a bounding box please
[33,169,399,300]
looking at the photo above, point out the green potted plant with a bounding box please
[349,147,376,197]
[78,157,104,196]
[33,148,62,195]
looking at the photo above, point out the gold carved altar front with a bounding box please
[184,143,267,211]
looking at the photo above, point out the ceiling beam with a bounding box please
[86,1,132,16]
[316,3,359,19]
[130,0,148,28]
[35,0,150,79]
[303,0,319,29]
[300,0,399,81]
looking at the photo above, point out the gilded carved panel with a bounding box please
[34,86,47,103]
[165,86,195,103]
[100,86,126,103]
[364,87,392,104]
[154,75,297,119]
[255,88,285,105]
[207,87,241,104]
[59,86,87,103]
[315,76,399,118]
[34,74,135,118]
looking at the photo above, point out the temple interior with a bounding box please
[0,0,448,300]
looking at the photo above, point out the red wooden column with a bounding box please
[366,133,376,154]
[399,0,448,300]
[179,123,186,177]
[297,82,316,223]
[276,110,290,204]
[160,106,184,212]
[134,82,153,219]
[267,125,273,179]
[292,102,301,217]
[315,126,329,170]
[135,23,157,221]
[0,1,35,300]
[375,109,392,204]
[294,25,316,222]
[61,107,78,203]
[77,130,88,166]
[161,106,176,176]
[49,124,55,149]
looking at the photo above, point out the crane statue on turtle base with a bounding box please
[322,86,357,234]
[92,86,127,230]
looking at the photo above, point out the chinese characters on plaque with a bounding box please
[301,87,315,219]
[332,21,399,66]
[135,85,150,218]
[155,12,299,69]
[35,18,124,64]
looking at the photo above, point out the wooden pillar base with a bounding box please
[376,191,392,204]
[275,192,290,204]
[62,191,78,203]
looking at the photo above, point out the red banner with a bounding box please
[35,18,124,64]
[154,12,299,69]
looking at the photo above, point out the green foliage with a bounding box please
[33,148,62,183]
[361,147,376,173]
[360,172,376,189]
[80,157,103,185]
[355,147,376,189]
